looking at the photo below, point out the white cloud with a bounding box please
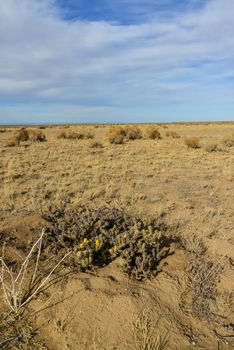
[0,0,234,122]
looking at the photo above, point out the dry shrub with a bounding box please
[57,130,94,140]
[0,128,7,133]
[106,126,126,144]
[27,129,47,142]
[106,126,142,144]
[146,127,162,140]
[6,128,46,146]
[222,134,234,148]
[205,143,220,152]
[6,129,29,146]
[184,137,200,149]
[187,257,223,319]
[89,141,103,148]
[182,234,206,257]
[165,130,180,138]
[125,126,142,140]
[57,131,67,139]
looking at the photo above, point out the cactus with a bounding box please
[44,206,175,280]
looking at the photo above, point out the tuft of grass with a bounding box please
[132,310,168,350]
[146,127,162,140]
[184,137,200,149]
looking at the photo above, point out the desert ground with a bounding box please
[0,122,233,350]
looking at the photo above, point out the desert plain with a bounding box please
[0,122,233,350]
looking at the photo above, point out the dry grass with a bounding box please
[184,136,200,149]
[205,143,220,152]
[165,130,180,138]
[132,311,168,350]
[222,133,234,147]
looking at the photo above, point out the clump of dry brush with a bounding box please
[57,130,94,140]
[106,126,142,144]
[6,128,46,147]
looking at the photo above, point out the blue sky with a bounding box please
[0,0,234,124]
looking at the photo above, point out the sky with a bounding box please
[0,0,234,124]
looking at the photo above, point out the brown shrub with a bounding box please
[6,128,46,146]
[205,143,220,152]
[8,129,29,146]
[89,141,103,149]
[57,130,94,140]
[165,130,180,138]
[125,126,142,140]
[0,128,7,133]
[106,127,126,144]
[27,129,47,142]
[146,127,162,140]
[185,137,200,149]
[222,134,234,148]
[57,131,67,139]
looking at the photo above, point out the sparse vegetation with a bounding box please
[0,122,233,350]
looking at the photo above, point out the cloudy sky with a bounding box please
[0,0,234,124]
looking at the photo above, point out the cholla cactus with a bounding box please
[45,206,175,280]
